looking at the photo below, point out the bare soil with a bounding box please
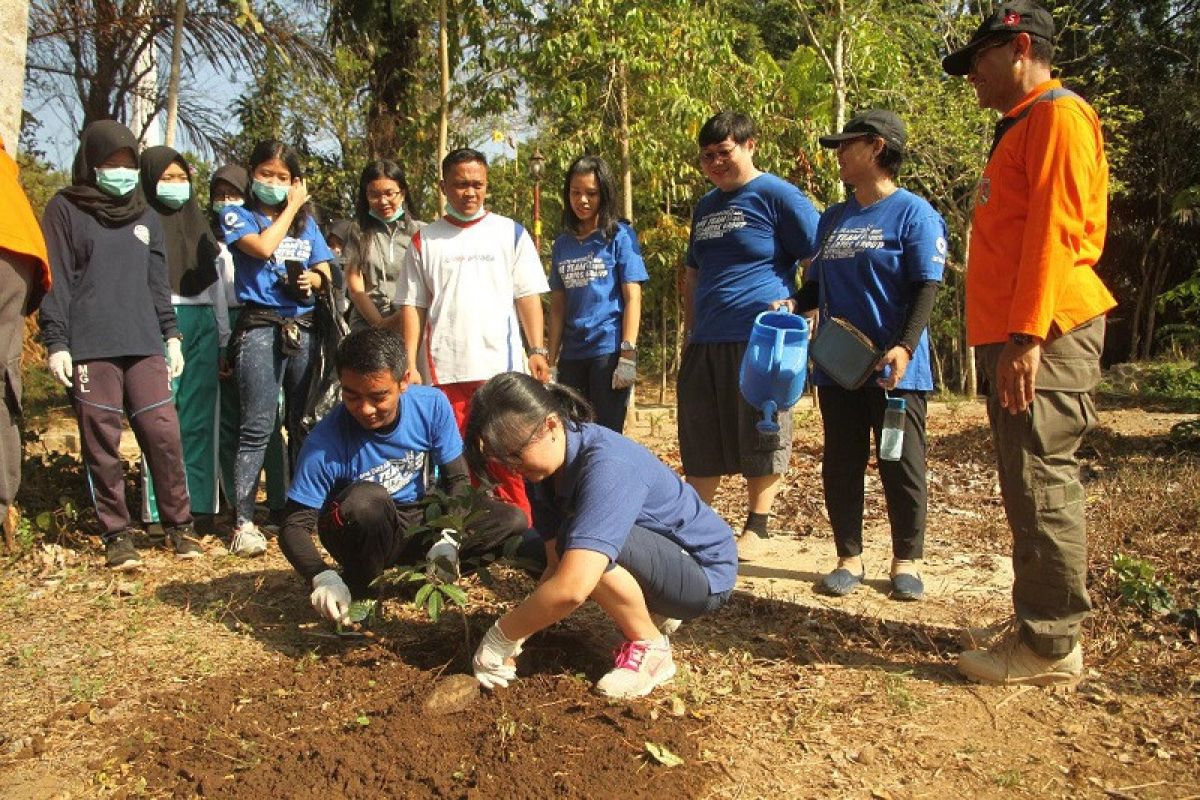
[1,392,1198,799]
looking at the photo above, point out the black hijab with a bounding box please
[208,163,248,232]
[59,120,148,228]
[140,146,218,297]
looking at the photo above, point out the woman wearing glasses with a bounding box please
[779,110,946,601]
[464,372,736,699]
[342,161,425,332]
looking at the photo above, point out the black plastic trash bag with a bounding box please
[301,285,350,436]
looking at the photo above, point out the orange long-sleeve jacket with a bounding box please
[966,79,1115,346]
[0,140,52,312]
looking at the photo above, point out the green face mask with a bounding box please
[252,179,290,206]
[94,167,139,198]
[156,181,191,209]
[369,207,404,224]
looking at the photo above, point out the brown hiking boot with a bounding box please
[957,617,1016,650]
[958,636,1082,688]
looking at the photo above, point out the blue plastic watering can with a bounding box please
[738,311,809,433]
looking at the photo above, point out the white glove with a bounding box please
[426,529,461,583]
[611,356,637,390]
[49,351,73,388]
[473,621,524,690]
[310,569,351,624]
[165,337,185,380]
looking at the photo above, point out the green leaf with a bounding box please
[440,584,468,606]
[644,741,684,767]
[355,714,370,727]
[427,590,444,622]
[35,512,52,531]
[414,582,434,608]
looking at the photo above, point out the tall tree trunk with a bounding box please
[437,0,450,215]
[130,0,160,145]
[962,219,977,395]
[616,61,633,222]
[163,0,186,147]
[0,0,30,152]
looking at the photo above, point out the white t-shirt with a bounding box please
[394,212,549,385]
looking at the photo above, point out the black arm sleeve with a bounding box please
[896,280,941,352]
[277,499,326,583]
[790,280,820,314]
[440,454,472,496]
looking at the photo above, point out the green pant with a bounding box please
[143,304,220,520]
[978,315,1104,657]
[218,308,288,512]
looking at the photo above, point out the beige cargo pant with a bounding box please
[977,316,1104,658]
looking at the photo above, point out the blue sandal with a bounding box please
[819,567,865,596]
[890,572,924,601]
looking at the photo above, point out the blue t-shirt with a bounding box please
[530,422,737,594]
[287,386,463,508]
[812,189,947,391]
[220,205,335,317]
[549,222,649,360]
[686,173,820,343]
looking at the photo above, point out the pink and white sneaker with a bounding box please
[595,637,676,699]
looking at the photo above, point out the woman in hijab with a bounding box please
[39,120,199,571]
[137,146,225,539]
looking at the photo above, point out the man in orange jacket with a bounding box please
[944,0,1116,687]
[0,139,53,545]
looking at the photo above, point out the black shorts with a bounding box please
[676,341,793,478]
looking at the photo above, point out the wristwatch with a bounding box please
[1009,333,1036,346]
[619,340,636,353]
[528,347,549,358]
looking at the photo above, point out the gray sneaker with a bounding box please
[229,521,267,557]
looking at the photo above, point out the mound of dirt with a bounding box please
[108,642,716,798]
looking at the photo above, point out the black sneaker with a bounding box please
[166,525,204,559]
[104,532,142,571]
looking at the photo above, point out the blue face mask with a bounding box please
[214,199,244,213]
[156,181,191,209]
[369,207,404,224]
[94,167,139,198]
[252,179,290,206]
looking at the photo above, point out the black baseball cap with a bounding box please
[818,109,907,154]
[943,1,1055,76]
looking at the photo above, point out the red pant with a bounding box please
[438,380,531,523]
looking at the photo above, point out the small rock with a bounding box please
[422,674,479,716]
[87,708,103,725]
[669,697,686,717]
[30,734,46,756]
[855,746,878,765]
[68,702,92,720]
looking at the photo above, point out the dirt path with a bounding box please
[1,399,1198,798]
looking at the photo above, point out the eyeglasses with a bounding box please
[487,417,549,468]
[970,36,1014,70]
[699,145,739,164]
[367,189,403,202]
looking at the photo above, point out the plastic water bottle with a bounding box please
[880,397,906,462]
